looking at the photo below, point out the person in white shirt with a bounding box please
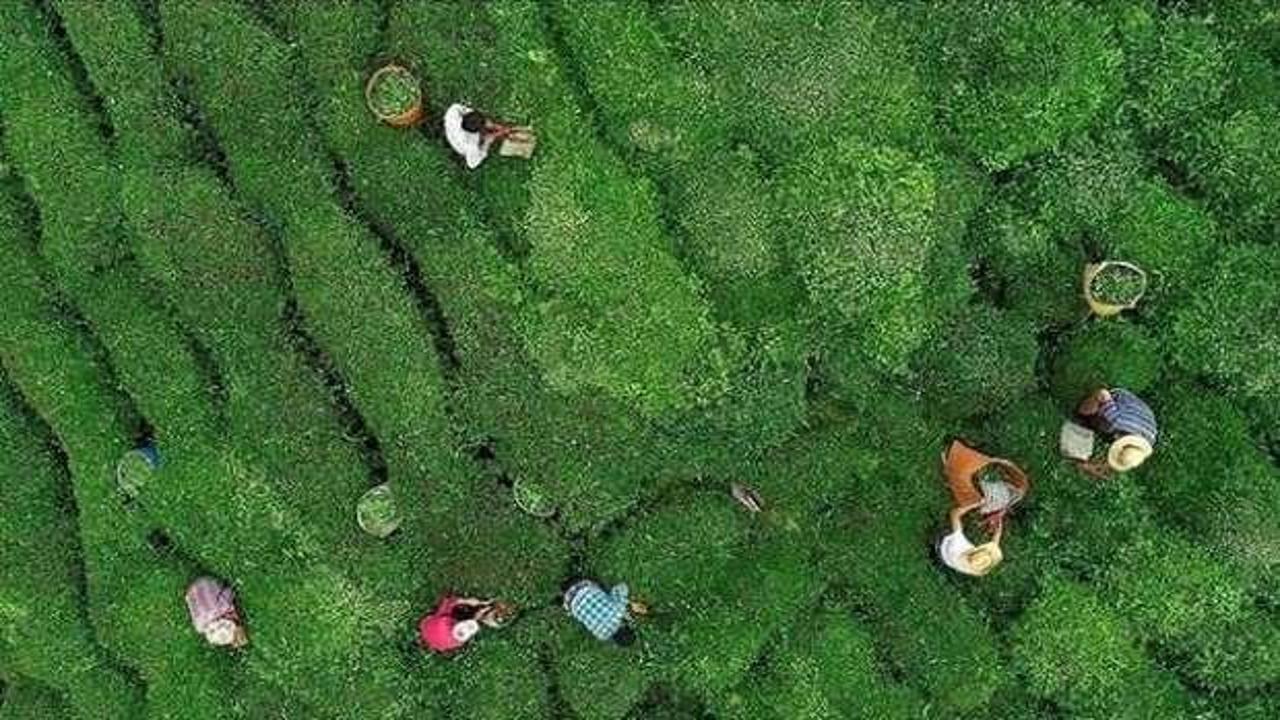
[443,103,494,169]
[937,501,1004,577]
[443,103,536,169]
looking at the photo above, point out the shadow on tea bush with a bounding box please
[1049,321,1162,405]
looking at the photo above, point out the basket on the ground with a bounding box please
[117,444,161,500]
[356,483,401,538]
[1083,261,1148,317]
[512,476,557,518]
[365,64,424,128]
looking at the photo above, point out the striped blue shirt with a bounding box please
[1099,389,1158,445]
[565,581,629,641]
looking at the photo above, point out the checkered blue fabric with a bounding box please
[1100,388,1158,444]
[565,581,629,641]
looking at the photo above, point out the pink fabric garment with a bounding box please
[419,596,463,653]
[185,577,239,634]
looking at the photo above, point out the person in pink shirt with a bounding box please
[418,595,508,654]
[185,576,248,649]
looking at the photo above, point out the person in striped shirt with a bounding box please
[185,576,248,649]
[1077,387,1159,478]
[562,579,645,646]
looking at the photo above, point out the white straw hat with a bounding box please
[962,543,1004,576]
[452,619,480,645]
[1107,435,1153,472]
[204,618,239,647]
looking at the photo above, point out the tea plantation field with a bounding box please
[1,1,1278,718]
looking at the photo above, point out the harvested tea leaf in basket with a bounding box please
[1088,264,1147,306]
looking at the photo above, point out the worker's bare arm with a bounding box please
[1077,457,1112,480]
[949,502,983,531]
[1077,388,1111,416]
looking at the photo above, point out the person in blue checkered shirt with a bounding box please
[1076,387,1159,478]
[562,578,641,646]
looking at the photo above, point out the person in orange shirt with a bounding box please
[936,440,1030,576]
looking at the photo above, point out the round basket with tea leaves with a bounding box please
[1083,261,1148,317]
[356,483,401,538]
[512,477,557,519]
[117,444,161,500]
[365,64,424,128]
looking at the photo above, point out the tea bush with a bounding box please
[1016,124,1148,235]
[1,0,1278,717]
[391,0,730,419]
[53,0,385,584]
[1120,9,1228,138]
[654,0,934,160]
[1013,579,1192,718]
[551,1,797,322]
[1170,245,1280,403]
[916,305,1040,423]
[1170,50,1280,242]
[1099,179,1218,302]
[552,623,651,720]
[1144,387,1280,574]
[591,493,829,696]
[967,199,1085,327]
[924,0,1123,170]
[159,0,455,469]
[550,1,810,446]
[521,147,730,417]
[776,140,945,375]
[714,611,924,720]
[1103,532,1280,691]
[4,4,443,715]
[0,680,68,720]
[1049,321,1163,404]
[158,0,570,624]
[1206,0,1280,64]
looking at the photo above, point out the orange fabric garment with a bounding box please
[942,440,1029,512]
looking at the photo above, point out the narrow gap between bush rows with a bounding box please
[536,641,571,719]
[130,0,164,54]
[0,165,154,444]
[31,0,116,145]
[326,152,464,380]
[170,77,238,191]
[181,327,230,430]
[281,297,389,486]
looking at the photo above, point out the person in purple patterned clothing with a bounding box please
[185,577,248,649]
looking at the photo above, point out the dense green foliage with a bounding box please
[1,0,1277,717]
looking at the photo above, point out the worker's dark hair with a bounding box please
[450,604,480,621]
[461,111,486,133]
[612,626,636,647]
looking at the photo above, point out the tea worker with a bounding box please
[938,502,1004,577]
[1076,388,1157,478]
[185,576,248,649]
[418,594,502,654]
[941,439,1029,532]
[443,103,536,169]
[562,578,644,646]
